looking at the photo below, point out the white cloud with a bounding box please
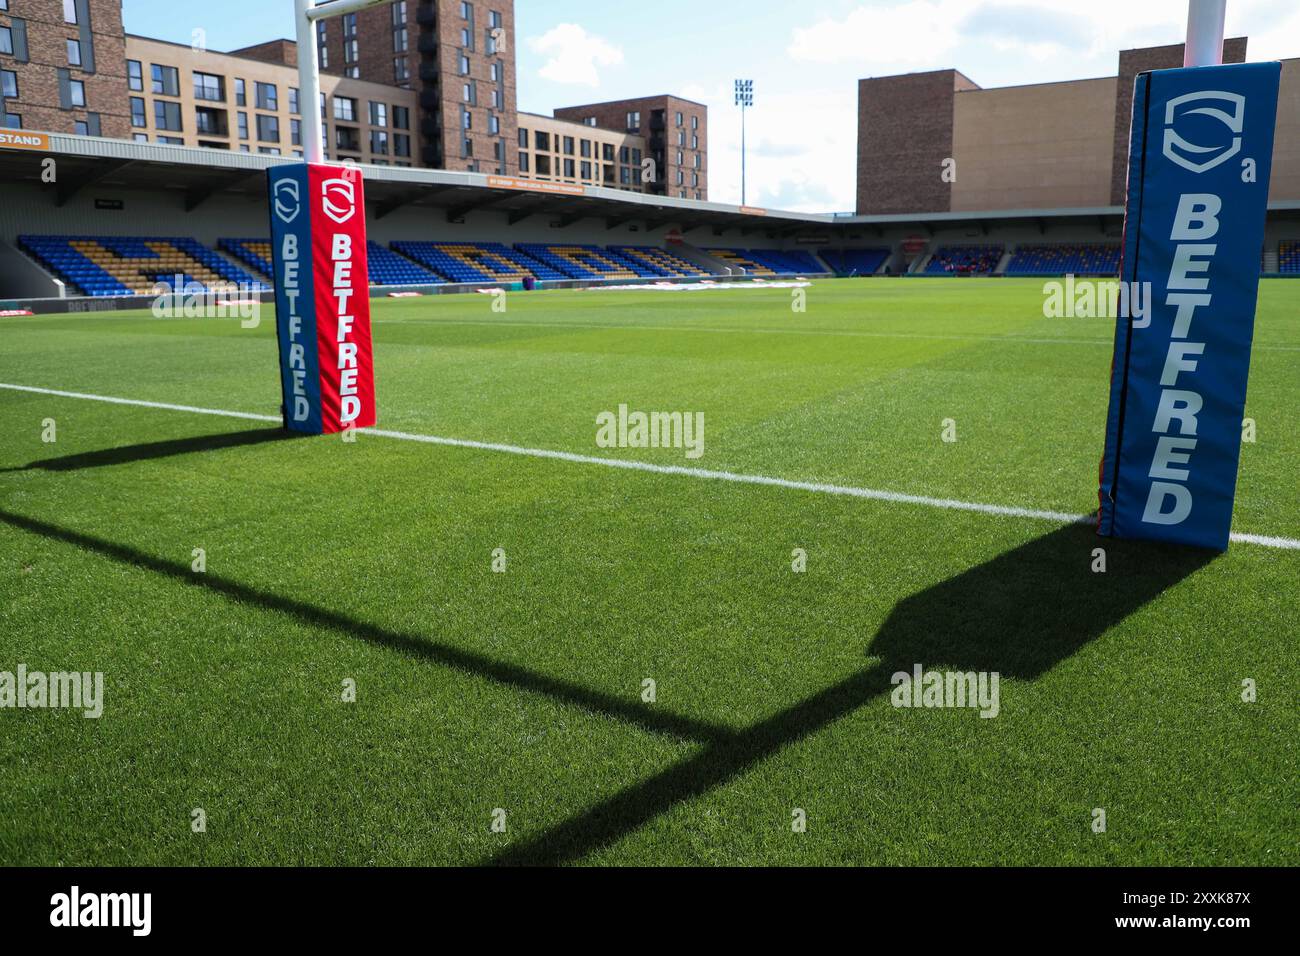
[788,1,965,67]
[528,24,624,87]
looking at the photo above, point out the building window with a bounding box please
[237,111,248,139]
[394,133,410,157]
[129,96,145,127]
[193,72,224,102]
[393,106,409,129]
[535,130,548,151]
[580,160,591,179]
[69,79,86,108]
[369,101,386,126]
[563,158,574,177]
[152,64,180,97]
[461,108,471,130]
[154,100,182,131]
[692,135,698,150]
[288,87,299,115]
[694,153,700,168]
[602,143,614,161]
[517,127,527,147]
[459,54,469,75]
[370,130,388,154]
[488,114,499,134]
[460,27,470,46]
[235,78,246,106]
[195,107,226,136]
[255,82,277,111]
[63,0,77,24]
[133,132,148,142]
[317,22,329,69]
[1,70,16,99]
[290,117,301,145]
[490,62,500,82]
[626,111,640,132]
[517,151,528,172]
[0,26,11,57]
[485,28,497,54]
[677,130,684,146]
[490,10,501,27]
[394,57,408,83]
[256,113,279,142]
[584,116,596,127]
[676,111,683,127]
[336,126,359,152]
[3,113,19,129]
[392,1,408,51]
[580,139,591,158]
[491,89,501,109]
[692,115,698,130]
[67,39,82,67]
[126,60,143,91]
[460,1,471,18]
[334,97,356,122]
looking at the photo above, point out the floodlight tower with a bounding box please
[734,79,753,206]
[294,0,396,164]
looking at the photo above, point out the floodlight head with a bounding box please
[733,79,754,107]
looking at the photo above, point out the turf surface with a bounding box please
[1,278,1296,865]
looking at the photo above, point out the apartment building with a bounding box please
[125,35,418,164]
[1,0,708,195]
[0,0,130,137]
[313,0,518,175]
[515,111,648,192]
[554,95,708,200]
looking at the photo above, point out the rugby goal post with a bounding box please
[265,0,396,435]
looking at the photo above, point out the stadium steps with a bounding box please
[664,242,730,275]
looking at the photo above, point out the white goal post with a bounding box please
[294,0,399,164]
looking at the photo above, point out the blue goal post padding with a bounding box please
[1098,61,1280,551]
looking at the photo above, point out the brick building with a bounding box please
[554,94,707,200]
[856,38,1300,214]
[1,0,705,194]
[1,0,130,138]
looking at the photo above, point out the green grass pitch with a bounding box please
[1,278,1296,866]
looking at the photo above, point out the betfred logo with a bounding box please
[321,177,356,224]
[273,177,300,223]
[1162,90,1244,173]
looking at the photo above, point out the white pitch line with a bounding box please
[389,317,1300,353]
[3,381,1298,551]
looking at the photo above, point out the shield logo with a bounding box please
[273,177,300,223]
[1162,90,1244,174]
[321,177,356,224]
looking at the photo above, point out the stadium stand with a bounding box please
[392,241,570,283]
[515,243,654,280]
[819,248,891,275]
[218,238,273,279]
[610,246,708,277]
[1002,243,1121,276]
[1279,240,1300,274]
[364,241,443,285]
[730,248,830,275]
[923,244,1004,275]
[18,235,268,296]
[707,249,776,276]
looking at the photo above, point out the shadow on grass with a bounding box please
[0,497,1216,866]
[0,428,296,473]
[0,508,735,746]
[486,523,1215,865]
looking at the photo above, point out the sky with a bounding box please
[122,0,1300,212]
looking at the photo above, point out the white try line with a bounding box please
[3,381,1298,551]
